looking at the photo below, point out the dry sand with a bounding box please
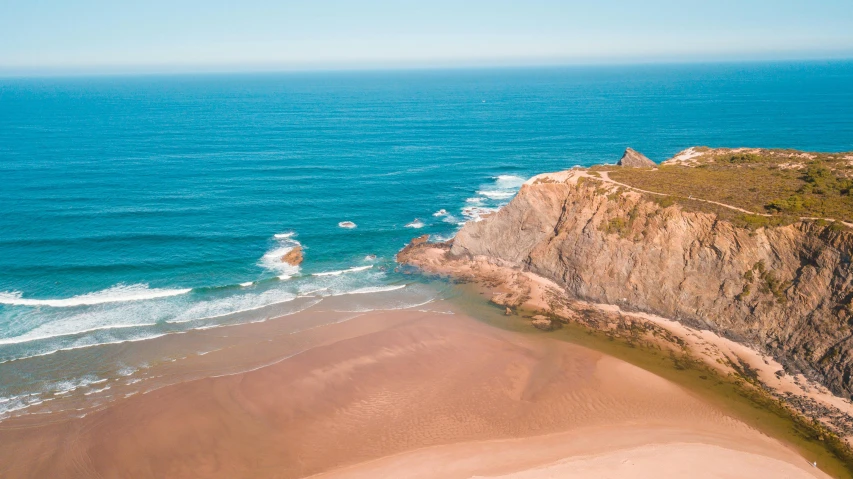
[0,307,831,478]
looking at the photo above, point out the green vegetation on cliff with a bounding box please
[600,148,853,225]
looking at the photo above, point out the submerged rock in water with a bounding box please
[617,147,655,167]
[338,221,357,229]
[281,246,303,266]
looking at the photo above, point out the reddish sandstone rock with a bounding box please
[281,246,304,266]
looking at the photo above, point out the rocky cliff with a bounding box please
[420,152,853,398]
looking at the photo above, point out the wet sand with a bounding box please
[0,306,830,478]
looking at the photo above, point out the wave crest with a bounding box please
[0,284,191,308]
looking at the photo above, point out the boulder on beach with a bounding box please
[617,147,655,167]
[531,315,553,331]
[281,246,303,266]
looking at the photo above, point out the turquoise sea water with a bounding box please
[1,61,852,417]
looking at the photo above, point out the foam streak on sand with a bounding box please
[312,265,373,277]
[0,322,157,346]
[334,284,406,295]
[0,284,191,308]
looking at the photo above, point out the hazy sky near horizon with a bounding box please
[2,0,853,73]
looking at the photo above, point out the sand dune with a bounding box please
[0,307,830,478]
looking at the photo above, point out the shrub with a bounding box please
[829,221,847,232]
[767,195,804,213]
[654,196,676,208]
[736,284,752,301]
[720,153,762,164]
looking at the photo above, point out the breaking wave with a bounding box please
[259,232,302,277]
[0,284,191,308]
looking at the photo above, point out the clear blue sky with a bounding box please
[2,0,853,74]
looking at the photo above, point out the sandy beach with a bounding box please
[0,303,830,478]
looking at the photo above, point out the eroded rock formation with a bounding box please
[403,167,853,398]
[617,147,655,167]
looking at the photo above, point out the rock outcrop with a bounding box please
[531,315,554,330]
[281,246,304,266]
[617,148,655,167]
[411,168,853,398]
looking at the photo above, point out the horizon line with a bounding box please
[2,52,853,79]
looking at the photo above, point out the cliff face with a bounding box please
[448,170,853,397]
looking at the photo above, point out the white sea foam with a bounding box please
[0,374,111,417]
[462,206,498,222]
[240,281,253,287]
[298,287,329,296]
[336,285,407,296]
[166,288,299,324]
[447,174,527,229]
[477,189,515,200]
[312,265,373,277]
[338,221,357,229]
[0,322,157,346]
[273,232,295,239]
[51,376,105,396]
[259,233,302,276]
[494,174,526,189]
[0,394,43,416]
[432,209,448,217]
[0,333,170,364]
[0,284,191,308]
[84,385,111,396]
[332,298,435,313]
[405,219,425,228]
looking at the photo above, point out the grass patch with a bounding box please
[606,148,853,223]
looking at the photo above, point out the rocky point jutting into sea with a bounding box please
[399,146,853,442]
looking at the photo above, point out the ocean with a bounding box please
[1,61,852,419]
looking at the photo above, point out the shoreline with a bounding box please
[0,283,439,425]
[0,298,832,478]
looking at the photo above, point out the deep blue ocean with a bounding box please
[1,61,852,417]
